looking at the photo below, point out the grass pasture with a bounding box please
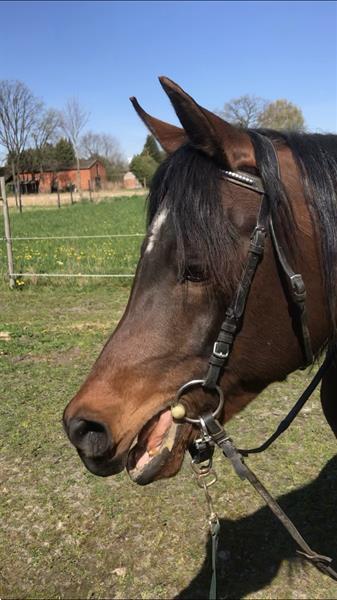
[1,196,146,286]
[1,197,337,599]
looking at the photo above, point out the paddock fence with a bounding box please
[0,177,143,288]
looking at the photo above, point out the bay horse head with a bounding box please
[63,77,336,485]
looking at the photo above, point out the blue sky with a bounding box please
[0,0,336,159]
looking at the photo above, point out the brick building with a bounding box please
[18,158,106,193]
[123,171,142,190]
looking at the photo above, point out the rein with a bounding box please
[171,135,337,597]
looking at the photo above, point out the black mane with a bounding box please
[147,131,337,335]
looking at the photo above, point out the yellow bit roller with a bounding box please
[171,403,186,420]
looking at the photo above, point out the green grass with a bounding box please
[1,199,337,599]
[1,196,146,285]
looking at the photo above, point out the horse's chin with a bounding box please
[126,409,190,485]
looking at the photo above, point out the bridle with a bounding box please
[177,132,314,409]
[171,133,337,594]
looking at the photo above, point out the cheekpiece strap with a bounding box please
[204,194,269,390]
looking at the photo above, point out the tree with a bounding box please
[17,147,42,173]
[219,94,305,132]
[258,99,305,131]
[0,80,43,211]
[59,98,89,193]
[80,131,127,182]
[129,154,158,187]
[81,131,122,161]
[31,108,60,153]
[54,138,76,166]
[13,138,75,175]
[142,134,163,163]
[129,134,164,188]
[104,157,128,183]
[23,109,61,177]
[220,95,267,128]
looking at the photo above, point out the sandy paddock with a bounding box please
[7,188,147,208]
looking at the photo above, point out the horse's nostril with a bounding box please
[66,418,113,457]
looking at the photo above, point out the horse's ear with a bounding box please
[159,76,255,169]
[130,97,187,154]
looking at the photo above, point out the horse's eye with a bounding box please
[183,266,208,283]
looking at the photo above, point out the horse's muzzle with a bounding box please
[63,416,126,476]
[65,417,113,455]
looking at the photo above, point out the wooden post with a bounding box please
[76,155,82,200]
[0,177,15,289]
[89,180,93,202]
[11,160,18,208]
[18,178,22,213]
[57,182,61,208]
[16,159,22,213]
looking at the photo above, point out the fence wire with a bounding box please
[1,231,142,280]
[3,234,144,241]
[11,272,135,278]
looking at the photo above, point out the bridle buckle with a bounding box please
[212,342,229,359]
[290,273,306,302]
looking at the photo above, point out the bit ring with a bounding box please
[173,379,224,424]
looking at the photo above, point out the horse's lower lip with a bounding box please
[126,409,181,485]
[127,446,173,485]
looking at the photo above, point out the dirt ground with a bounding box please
[7,188,147,208]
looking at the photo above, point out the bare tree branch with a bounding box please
[0,80,43,154]
[219,94,267,128]
[31,108,61,150]
[0,80,43,210]
[59,98,89,193]
[59,98,89,157]
[80,131,123,162]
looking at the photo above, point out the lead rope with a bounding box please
[190,419,337,600]
[199,413,337,588]
[191,457,220,600]
[174,359,337,598]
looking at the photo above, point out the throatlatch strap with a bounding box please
[269,218,313,367]
[257,132,313,368]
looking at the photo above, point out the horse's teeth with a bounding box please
[148,447,160,457]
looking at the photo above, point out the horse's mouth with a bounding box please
[126,408,185,485]
[76,407,190,484]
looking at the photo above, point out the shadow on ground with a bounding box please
[177,455,337,599]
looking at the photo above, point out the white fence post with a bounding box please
[0,177,15,289]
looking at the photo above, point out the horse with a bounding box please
[63,76,337,488]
